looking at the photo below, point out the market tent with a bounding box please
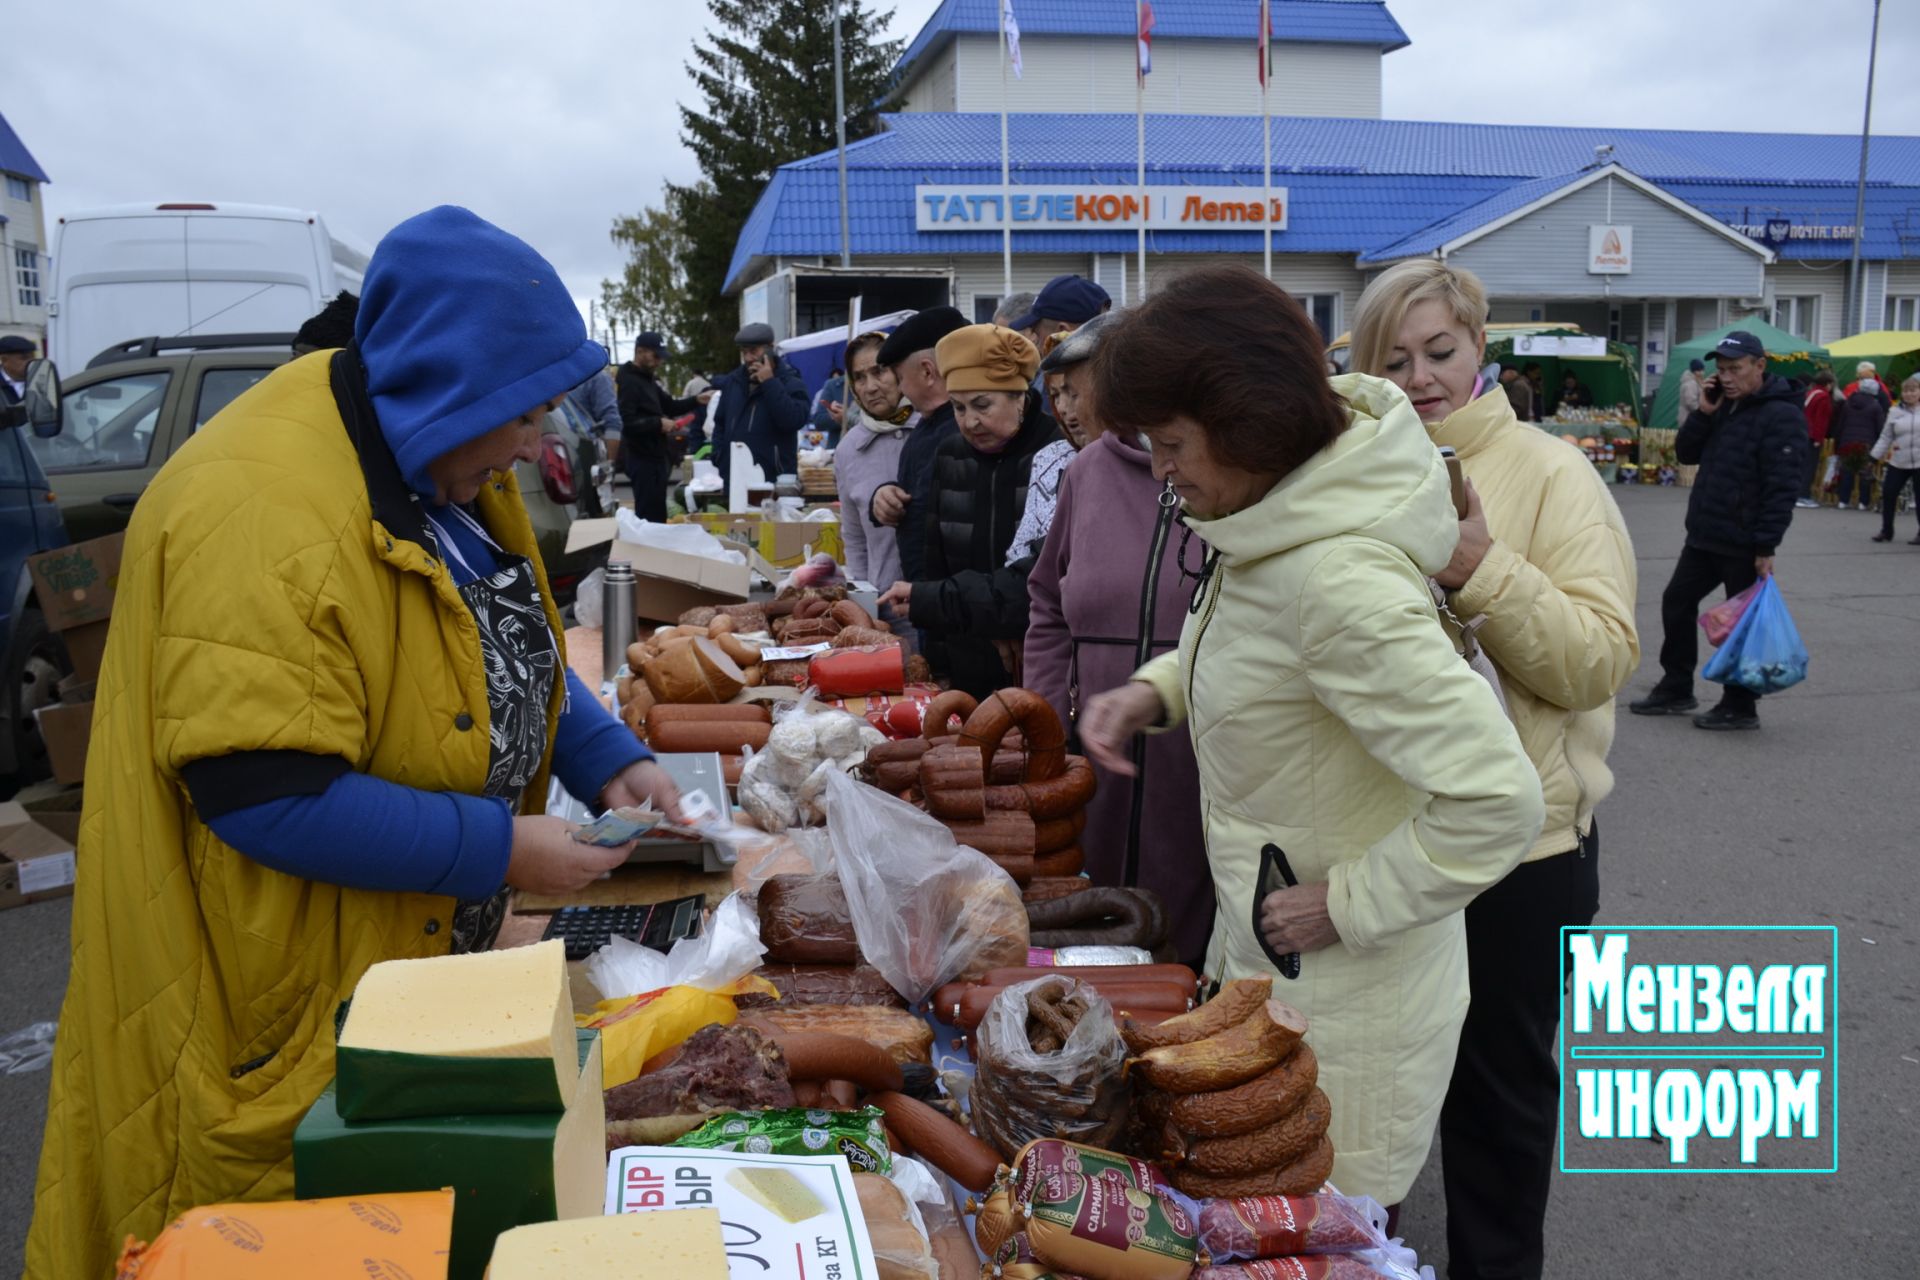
[1826,330,1920,392]
[781,309,917,397]
[1486,326,1643,425]
[1649,319,1829,430]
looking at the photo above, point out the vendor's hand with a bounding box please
[1434,480,1492,591]
[877,579,914,615]
[1079,682,1166,777]
[1755,555,1775,580]
[506,816,632,896]
[1258,883,1341,954]
[994,638,1024,685]
[600,758,686,824]
[871,484,908,526]
[827,400,845,425]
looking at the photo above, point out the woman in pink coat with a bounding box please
[1023,317,1213,966]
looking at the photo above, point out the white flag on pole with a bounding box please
[1004,0,1023,79]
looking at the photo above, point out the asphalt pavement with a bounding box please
[2,484,1916,1275]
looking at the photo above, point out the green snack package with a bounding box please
[670,1106,893,1173]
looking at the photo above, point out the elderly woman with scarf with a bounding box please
[1022,315,1214,968]
[27,208,682,1278]
[878,325,1060,695]
[835,329,917,591]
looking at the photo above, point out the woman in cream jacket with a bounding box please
[1081,265,1544,1215]
[1351,260,1638,1279]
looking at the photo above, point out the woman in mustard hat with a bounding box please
[877,324,1059,695]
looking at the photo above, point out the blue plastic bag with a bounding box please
[1702,577,1808,694]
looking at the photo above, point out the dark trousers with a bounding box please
[1834,466,1874,508]
[1441,825,1601,1280]
[1881,466,1919,535]
[1656,544,1760,714]
[626,455,670,523]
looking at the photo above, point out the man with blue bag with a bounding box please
[1631,331,1808,731]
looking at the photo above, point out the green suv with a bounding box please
[30,338,608,600]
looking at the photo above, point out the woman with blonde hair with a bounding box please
[1349,259,1638,1279]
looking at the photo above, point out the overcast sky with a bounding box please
[7,0,1914,330]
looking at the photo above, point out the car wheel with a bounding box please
[3,607,71,785]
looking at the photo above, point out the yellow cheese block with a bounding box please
[725,1167,826,1224]
[340,939,578,1101]
[486,1208,728,1278]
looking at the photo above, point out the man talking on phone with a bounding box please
[709,323,808,489]
[1630,331,1807,731]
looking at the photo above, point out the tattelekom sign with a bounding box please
[915,185,1290,233]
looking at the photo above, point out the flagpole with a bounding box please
[1261,2,1272,280]
[1000,0,1013,298]
[833,0,850,269]
[1136,0,1146,301]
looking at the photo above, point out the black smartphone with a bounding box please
[1439,446,1467,519]
[1254,843,1303,980]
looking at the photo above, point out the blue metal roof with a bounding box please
[1358,170,1593,261]
[726,111,1920,289]
[895,1,1410,84]
[0,111,50,184]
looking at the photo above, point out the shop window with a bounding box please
[1887,296,1920,330]
[4,175,30,202]
[14,245,40,308]
[1297,293,1338,344]
[1773,295,1818,341]
[973,295,1002,324]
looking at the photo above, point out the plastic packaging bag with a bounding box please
[585,891,766,1001]
[1702,577,1808,695]
[819,768,1029,1002]
[1195,1190,1391,1261]
[971,976,1129,1160]
[614,508,747,566]
[0,1021,56,1074]
[1698,581,1759,647]
[574,567,606,628]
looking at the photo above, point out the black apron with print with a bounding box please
[433,508,560,954]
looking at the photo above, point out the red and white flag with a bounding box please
[1137,1,1156,81]
[1256,0,1273,86]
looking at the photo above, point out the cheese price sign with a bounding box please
[915,185,1289,233]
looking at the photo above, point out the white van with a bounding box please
[48,202,369,368]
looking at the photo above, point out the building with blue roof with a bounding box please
[728,0,1920,392]
[0,110,52,350]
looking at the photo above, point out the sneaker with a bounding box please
[1629,689,1699,716]
[1795,498,1819,508]
[1693,705,1760,731]
[1858,502,1872,511]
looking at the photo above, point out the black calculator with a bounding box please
[539,895,705,961]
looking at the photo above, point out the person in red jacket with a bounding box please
[1799,370,1835,508]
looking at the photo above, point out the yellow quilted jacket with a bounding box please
[26,351,566,1279]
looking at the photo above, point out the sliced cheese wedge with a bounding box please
[726,1166,827,1223]
[487,1208,728,1278]
[336,939,577,1119]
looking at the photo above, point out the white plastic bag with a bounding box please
[584,891,765,1001]
[818,769,1029,1002]
[0,1021,56,1074]
[686,457,724,494]
[573,567,606,628]
[613,509,747,566]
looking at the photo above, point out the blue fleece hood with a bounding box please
[355,205,607,490]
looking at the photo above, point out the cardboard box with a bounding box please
[0,800,79,909]
[33,701,94,787]
[58,620,110,684]
[26,532,124,632]
[565,519,751,624]
[759,517,842,568]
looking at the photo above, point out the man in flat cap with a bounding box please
[708,322,808,488]
[870,306,968,583]
[0,335,37,405]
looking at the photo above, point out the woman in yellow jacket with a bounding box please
[1081,264,1545,1216]
[1350,260,1638,1280]
[27,207,682,1278]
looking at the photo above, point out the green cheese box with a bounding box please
[295,1028,605,1280]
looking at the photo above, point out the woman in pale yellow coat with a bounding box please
[1351,260,1638,1279]
[1081,264,1544,1215]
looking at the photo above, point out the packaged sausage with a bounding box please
[114,1189,455,1279]
[1017,1146,1201,1280]
[1195,1192,1386,1261]
[971,977,1129,1161]
[1192,1255,1419,1280]
[758,873,861,964]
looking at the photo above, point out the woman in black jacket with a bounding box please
[1831,380,1889,511]
[879,324,1060,696]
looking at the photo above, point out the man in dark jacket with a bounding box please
[1631,331,1808,731]
[869,307,968,581]
[708,322,808,487]
[615,332,706,521]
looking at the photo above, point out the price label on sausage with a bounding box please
[607,1147,880,1279]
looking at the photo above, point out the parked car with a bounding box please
[31,337,606,601]
[1,358,73,786]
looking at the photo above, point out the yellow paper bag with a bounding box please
[582,977,777,1088]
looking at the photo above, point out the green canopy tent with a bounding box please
[1648,319,1830,430]
[1826,331,1920,392]
[1487,326,1643,425]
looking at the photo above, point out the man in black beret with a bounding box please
[870,306,968,583]
[617,332,711,521]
